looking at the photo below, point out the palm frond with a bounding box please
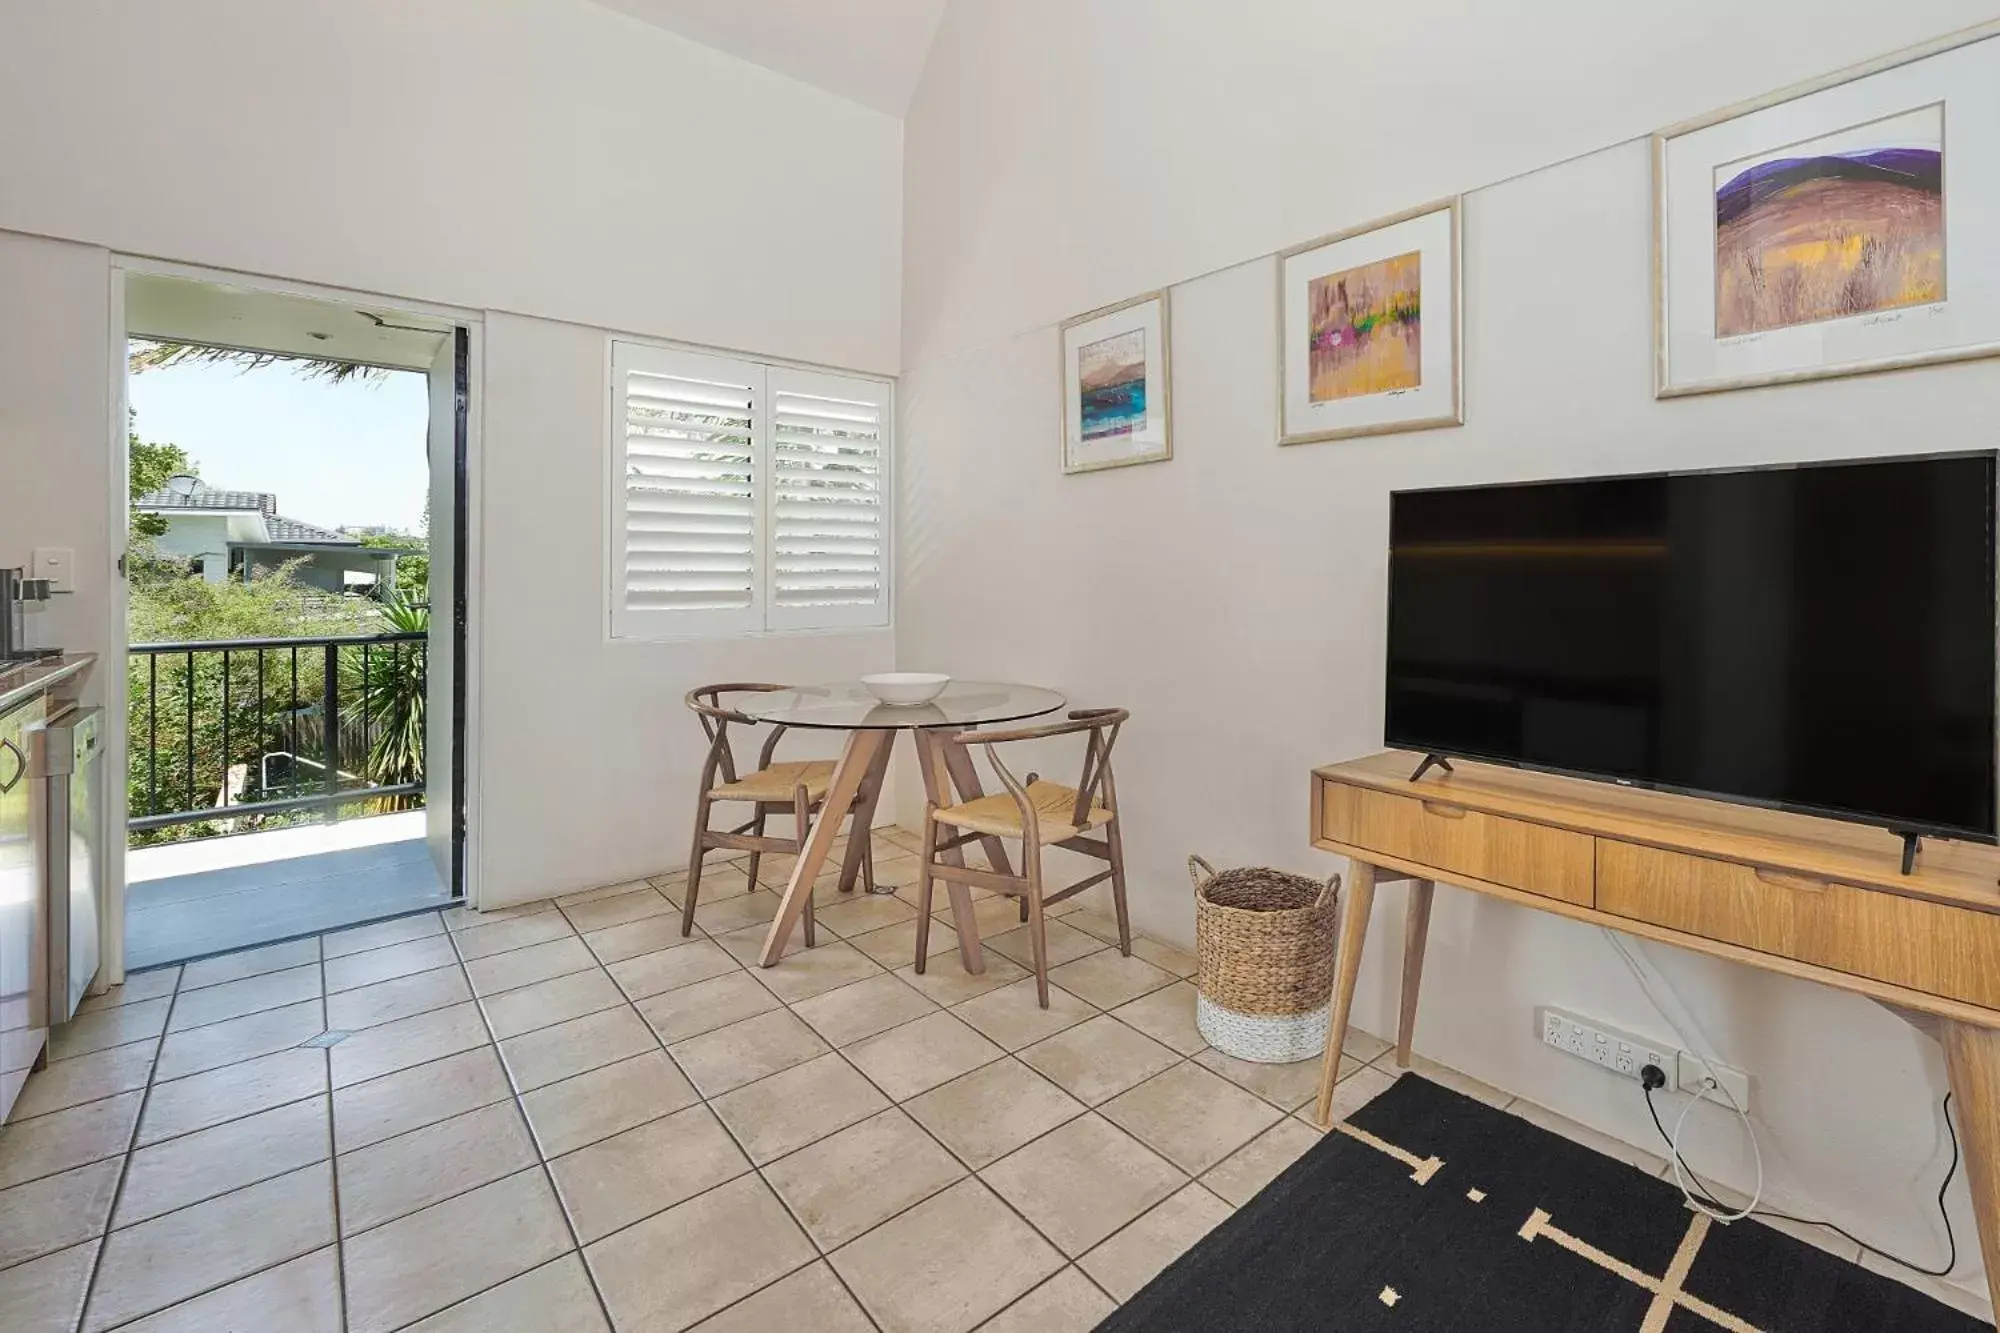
[127,339,390,385]
[336,593,430,812]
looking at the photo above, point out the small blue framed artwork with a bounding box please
[1061,291,1171,474]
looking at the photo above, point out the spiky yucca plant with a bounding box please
[341,596,428,811]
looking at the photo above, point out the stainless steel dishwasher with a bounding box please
[30,706,102,1025]
[0,693,46,1122]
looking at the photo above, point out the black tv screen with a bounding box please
[1386,453,1998,842]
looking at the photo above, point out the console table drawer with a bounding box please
[1319,783,1594,906]
[1596,842,2000,1009]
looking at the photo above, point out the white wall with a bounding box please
[0,0,901,374]
[146,515,231,578]
[0,234,112,663]
[0,0,903,910]
[905,0,1999,370]
[901,0,2000,1304]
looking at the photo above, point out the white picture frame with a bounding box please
[1278,199,1462,445]
[1655,24,2000,397]
[1060,291,1172,475]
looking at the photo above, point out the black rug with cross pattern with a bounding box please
[1096,1073,1988,1332]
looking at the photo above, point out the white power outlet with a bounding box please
[1537,1007,1677,1086]
[1675,1051,1751,1112]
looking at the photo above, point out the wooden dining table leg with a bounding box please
[758,728,889,967]
[835,735,896,894]
[939,739,1014,877]
[1314,859,1377,1128]
[918,730,986,974]
[1396,879,1435,1069]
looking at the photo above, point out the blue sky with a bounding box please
[127,351,430,534]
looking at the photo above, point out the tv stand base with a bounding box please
[1897,830,1922,876]
[1408,753,1454,783]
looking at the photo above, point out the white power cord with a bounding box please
[1602,928,1764,1222]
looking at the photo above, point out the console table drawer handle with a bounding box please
[1419,800,1469,820]
[1752,866,1829,893]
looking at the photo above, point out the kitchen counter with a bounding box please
[0,653,96,714]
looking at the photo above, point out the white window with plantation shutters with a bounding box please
[609,341,891,639]
[767,368,888,630]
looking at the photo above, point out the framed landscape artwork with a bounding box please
[1278,199,1461,445]
[1655,26,2000,396]
[1060,292,1171,474]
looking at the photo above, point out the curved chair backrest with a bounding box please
[685,683,791,786]
[948,707,1129,836]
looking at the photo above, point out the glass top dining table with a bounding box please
[739,680,1066,731]
[745,680,1065,969]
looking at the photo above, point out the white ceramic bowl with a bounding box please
[861,672,951,706]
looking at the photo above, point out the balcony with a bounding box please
[124,630,450,968]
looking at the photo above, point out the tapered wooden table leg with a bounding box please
[939,740,1014,877]
[1397,880,1435,1069]
[1314,860,1377,1129]
[1941,1022,2000,1317]
[758,728,890,966]
[836,734,896,893]
[917,730,986,974]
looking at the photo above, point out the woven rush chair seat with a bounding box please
[680,684,879,944]
[933,780,1112,843]
[709,760,835,803]
[917,708,1132,1008]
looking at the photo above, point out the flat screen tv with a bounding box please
[1386,453,1999,843]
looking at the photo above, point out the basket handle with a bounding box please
[1187,854,1217,890]
[1315,873,1342,911]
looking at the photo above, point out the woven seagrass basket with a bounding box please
[1190,855,1340,1064]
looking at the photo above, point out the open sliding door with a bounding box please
[425,329,469,897]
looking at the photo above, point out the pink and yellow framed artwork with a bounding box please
[1278,199,1461,445]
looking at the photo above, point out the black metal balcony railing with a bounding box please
[128,631,426,834]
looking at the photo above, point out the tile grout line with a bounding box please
[437,906,624,1333]
[13,988,478,1177]
[702,878,1205,1303]
[560,866,890,1333]
[318,942,349,1333]
[343,866,886,1329]
[782,904,1269,1309]
[458,853,1081,1326]
[71,961,189,1333]
[82,944,339,1331]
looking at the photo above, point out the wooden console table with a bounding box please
[1311,751,2000,1309]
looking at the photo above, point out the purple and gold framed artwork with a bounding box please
[1655,27,2000,396]
[1061,292,1171,474]
[1279,200,1461,445]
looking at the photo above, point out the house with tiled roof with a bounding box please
[133,473,415,594]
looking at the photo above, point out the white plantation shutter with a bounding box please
[766,368,889,629]
[612,343,762,637]
[609,342,891,638]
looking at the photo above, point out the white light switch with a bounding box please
[32,548,75,588]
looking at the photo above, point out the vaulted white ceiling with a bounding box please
[589,0,947,117]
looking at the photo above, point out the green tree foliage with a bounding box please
[343,595,428,810]
[129,558,382,644]
[359,533,429,604]
[128,419,192,539]
[128,562,423,845]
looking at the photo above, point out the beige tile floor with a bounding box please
[0,827,1985,1331]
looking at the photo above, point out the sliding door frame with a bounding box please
[103,256,486,983]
